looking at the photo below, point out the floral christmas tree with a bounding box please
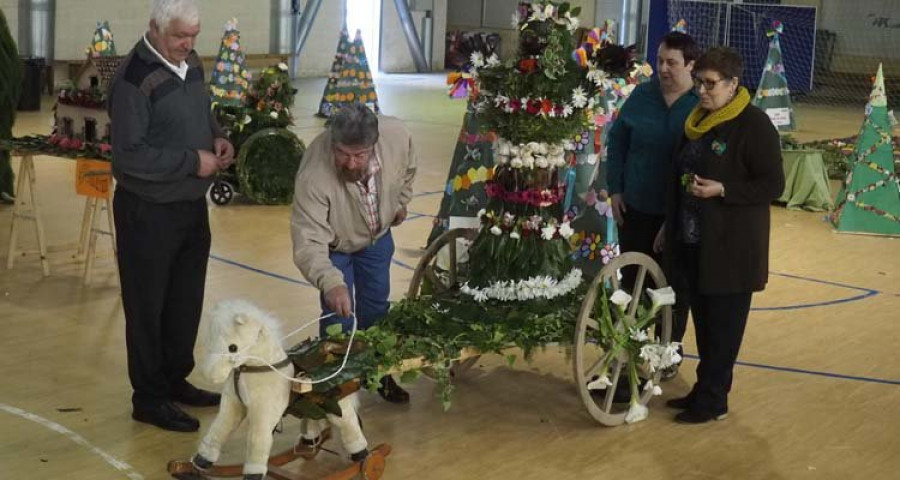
[86,21,116,57]
[830,64,900,236]
[752,20,795,131]
[210,18,251,109]
[316,29,379,117]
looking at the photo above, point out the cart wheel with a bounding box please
[573,252,672,426]
[209,180,234,205]
[408,228,481,376]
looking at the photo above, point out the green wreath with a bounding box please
[237,128,305,205]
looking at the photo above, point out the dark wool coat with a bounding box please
[665,105,785,295]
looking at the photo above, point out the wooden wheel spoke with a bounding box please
[447,239,458,287]
[602,361,623,412]
[628,266,647,317]
[585,351,612,380]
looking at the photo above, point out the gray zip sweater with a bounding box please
[108,38,224,203]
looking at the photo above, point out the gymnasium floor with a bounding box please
[1,74,898,480]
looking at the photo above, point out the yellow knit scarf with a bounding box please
[684,86,751,140]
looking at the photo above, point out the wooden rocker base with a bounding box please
[167,443,391,480]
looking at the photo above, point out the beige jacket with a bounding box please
[291,116,418,293]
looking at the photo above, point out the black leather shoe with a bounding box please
[173,383,221,407]
[377,376,410,404]
[666,394,694,410]
[133,402,200,432]
[674,408,728,424]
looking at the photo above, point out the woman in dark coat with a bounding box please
[655,47,785,424]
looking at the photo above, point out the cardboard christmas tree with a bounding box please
[752,20,796,131]
[427,98,496,245]
[316,29,379,117]
[87,21,116,57]
[830,64,900,236]
[209,18,251,109]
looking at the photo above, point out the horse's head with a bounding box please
[201,300,283,384]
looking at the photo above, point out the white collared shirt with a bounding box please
[143,33,189,80]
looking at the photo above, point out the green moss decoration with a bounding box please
[237,128,305,204]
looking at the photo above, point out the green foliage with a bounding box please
[468,224,573,286]
[237,128,305,204]
[311,290,584,409]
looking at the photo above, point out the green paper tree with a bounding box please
[316,29,379,117]
[427,99,496,245]
[752,20,796,131]
[0,8,23,201]
[210,18,251,109]
[87,21,116,57]
[830,64,900,236]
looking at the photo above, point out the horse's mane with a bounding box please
[209,300,284,341]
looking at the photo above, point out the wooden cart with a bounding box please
[409,228,673,427]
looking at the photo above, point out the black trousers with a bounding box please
[677,244,752,413]
[619,205,689,347]
[114,187,211,409]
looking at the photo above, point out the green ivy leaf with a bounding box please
[325,323,344,338]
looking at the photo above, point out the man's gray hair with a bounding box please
[151,0,200,32]
[329,104,379,147]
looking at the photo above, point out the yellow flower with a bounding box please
[452,176,463,191]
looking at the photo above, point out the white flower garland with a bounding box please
[460,269,583,302]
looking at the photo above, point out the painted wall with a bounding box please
[0,1,17,47]
[52,0,272,60]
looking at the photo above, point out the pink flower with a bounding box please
[99,143,112,153]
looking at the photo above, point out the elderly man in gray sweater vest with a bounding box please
[109,0,233,433]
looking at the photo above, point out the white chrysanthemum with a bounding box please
[571,86,588,108]
[562,104,574,117]
[535,156,549,169]
[541,225,556,240]
[493,94,509,108]
[630,328,649,342]
[521,154,535,169]
[510,157,524,168]
[277,62,288,71]
[470,51,485,68]
[486,54,501,67]
[566,12,580,32]
[643,379,663,396]
[558,221,575,239]
[270,111,279,119]
[490,225,502,236]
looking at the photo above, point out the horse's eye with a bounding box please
[228,344,238,353]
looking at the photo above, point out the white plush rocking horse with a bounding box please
[167,300,390,480]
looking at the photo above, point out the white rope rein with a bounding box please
[213,303,360,386]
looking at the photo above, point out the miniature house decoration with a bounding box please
[54,22,121,146]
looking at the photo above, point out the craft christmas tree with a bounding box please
[316,29,379,117]
[87,21,116,57]
[427,99,496,245]
[210,18,251,109]
[830,64,900,236]
[752,20,795,131]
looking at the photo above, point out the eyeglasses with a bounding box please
[333,145,374,163]
[693,77,729,92]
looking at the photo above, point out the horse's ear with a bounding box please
[234,313,249,325]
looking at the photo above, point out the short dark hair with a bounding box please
[329,104,379,147]
[659,31,700,64]
[694,47,744,81]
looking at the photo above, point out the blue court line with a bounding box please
[753,272,880,311]
[413,190,443,198]
[681,354,900,386]
[209,254,312,287]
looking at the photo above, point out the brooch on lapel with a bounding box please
[711,139,727,156]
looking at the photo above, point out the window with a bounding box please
[62,117,74,137]
[84,118,97,142]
